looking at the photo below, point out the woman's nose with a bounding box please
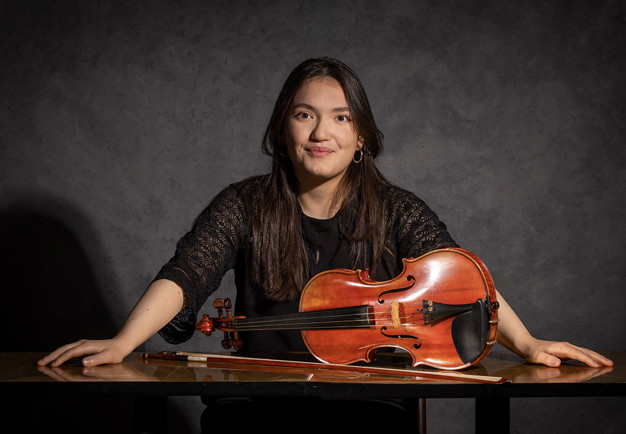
[310,118,331,142]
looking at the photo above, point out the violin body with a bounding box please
[196,248,499,370]
[299,248,499,369]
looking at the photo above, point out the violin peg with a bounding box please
[194,314,215,336]
[221,338,233,349]
[232,331,243,350]
[224,299,233,320]
[214,299,225,320]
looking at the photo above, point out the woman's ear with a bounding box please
[357,136,364,150]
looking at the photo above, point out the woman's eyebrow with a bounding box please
[292,103,315,111]
[292,103,350,113]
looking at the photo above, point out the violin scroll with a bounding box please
[194,298,244,350]
[195,314,215,336]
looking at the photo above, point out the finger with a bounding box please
[531,351,562,368]
[547,343,612,368]
[81,348,119,367]
[596,355,613,366]
[578,348,613,366]
[49,341,102,367]
[37,340,87,366]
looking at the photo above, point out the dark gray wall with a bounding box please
[1,1,624,433]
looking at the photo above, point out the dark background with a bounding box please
[1,1,624,432]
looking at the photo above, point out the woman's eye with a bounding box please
[295,112,312,119]
[336,115,351,122]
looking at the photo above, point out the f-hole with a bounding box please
[380,326,422,349]
[377,275,415,304]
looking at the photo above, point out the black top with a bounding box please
[154,175,457,352]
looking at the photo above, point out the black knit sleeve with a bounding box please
[154,183,248,344]
[388,188,458,259]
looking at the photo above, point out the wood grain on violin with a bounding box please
[196,248,500,370]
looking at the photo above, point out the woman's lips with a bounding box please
[306,147,333,157]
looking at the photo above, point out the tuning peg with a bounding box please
[221,336,233,349]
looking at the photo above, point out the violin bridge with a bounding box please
[391,301,401,328]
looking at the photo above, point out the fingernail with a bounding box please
[83,358,93,366]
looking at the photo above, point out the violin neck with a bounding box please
[226,305,372,332]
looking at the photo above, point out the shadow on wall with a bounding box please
[0,195,197,433]
[0,197,133,432]
[0,202,118,351]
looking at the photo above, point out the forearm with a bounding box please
[494,289,535,358]
[112,279,187,355]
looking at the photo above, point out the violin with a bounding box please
[195,248,500,370]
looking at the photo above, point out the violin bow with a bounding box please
[141,351,510,384]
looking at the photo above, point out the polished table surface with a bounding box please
[1,350,623,396]
[1,351,623,434]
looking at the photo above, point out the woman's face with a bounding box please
[285,77,363,191]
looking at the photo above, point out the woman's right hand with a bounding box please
[38,279,186,367]
[37,338,130,367]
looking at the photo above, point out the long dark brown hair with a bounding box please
[253,57,390,301]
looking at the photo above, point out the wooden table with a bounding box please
[1,351,623,433]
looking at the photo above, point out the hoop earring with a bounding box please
[353,149,364,164]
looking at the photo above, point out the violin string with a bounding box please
[222,301,431,325]
[219,309,426,331]
[230,309,425,326]
[231,318,425,331]
[215,301,434,325]
[232,313,372,330]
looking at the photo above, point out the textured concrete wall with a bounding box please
[1,1,624,433]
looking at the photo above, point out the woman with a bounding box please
[38,57,612,370]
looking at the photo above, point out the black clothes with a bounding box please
[154,174,457,433]
[155,174,457,352]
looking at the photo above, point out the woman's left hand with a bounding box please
[518,337,613,368]
[495,290,613,368]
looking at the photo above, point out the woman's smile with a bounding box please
[306,146,334,157]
